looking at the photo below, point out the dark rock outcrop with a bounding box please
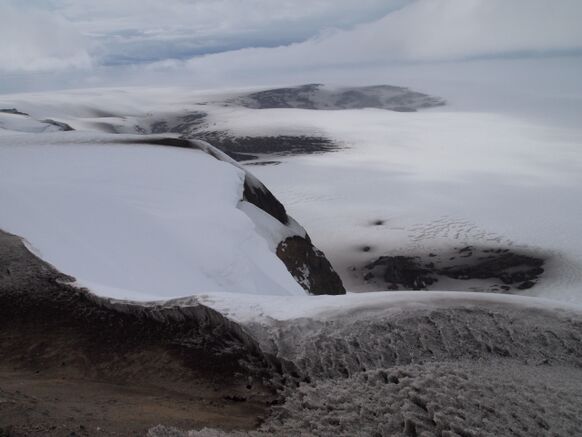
[364,246,545,292]
[366,255,437,290]
[42,118,75,131]
[196,133,338,160]
[0,230,280,381]
[0,108,29,116]
[0,229,298,435]
[277,236,346,295]
[229,83,446,111]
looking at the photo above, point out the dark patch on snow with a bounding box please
[150,112,208,135]
[366,255,437,290]
[194,133,339,159]
[0,108,29,116]
[87,108,120,118]
[242,178,289,225]
[145,111,340,161]
[243,160,282,166]
[276,236,346,296]
[228,84,446,112]
[362,246,546,292]
[41,119,75,131]
[134,136,199,150]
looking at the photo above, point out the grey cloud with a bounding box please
[184,0,582,76]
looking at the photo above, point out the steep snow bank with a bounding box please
[0,133,308,298]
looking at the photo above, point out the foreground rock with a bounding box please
[0,229,283,436]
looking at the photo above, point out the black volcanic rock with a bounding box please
[277,236,346,295]
[364,246,545,292]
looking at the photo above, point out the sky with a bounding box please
[1,0,582,95]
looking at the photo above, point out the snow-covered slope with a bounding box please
[1,85,581,303]
[0,110,73,135]
[0,131,344,299]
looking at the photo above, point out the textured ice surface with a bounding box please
[149,298,582,436]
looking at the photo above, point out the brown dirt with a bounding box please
[0,229,281,436]
[0,366,269,437]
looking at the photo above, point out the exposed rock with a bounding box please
[41,119,75,131]
[276,236,346,295]
[440,251,544,286]
[363,246,545,292]
[0,230,280,378]
[0,108,29,116]
[0,229,288,435]
[195,133,338,159]
[229,84,446,111]
[135,84,444,161]
[242,176,288,225]
[366,255,436,290]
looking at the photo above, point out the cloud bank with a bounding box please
[0,3,91,72]
[1,0,581,92]
[185,0,582,75]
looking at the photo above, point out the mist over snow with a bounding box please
[2,2,582,435]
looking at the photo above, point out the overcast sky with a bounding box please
[1,0,582,93]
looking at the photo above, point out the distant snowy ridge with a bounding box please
[0,108,74,135]
[0,83,445,161]
[228,83,446,111]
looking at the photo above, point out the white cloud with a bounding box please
[1,0,581,92]
[54,0,407,64]
[0,3,91,72]
[184,0,582,75]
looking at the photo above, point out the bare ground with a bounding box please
[0,230,281,436]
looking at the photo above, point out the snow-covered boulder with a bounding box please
[0,132,345,299]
